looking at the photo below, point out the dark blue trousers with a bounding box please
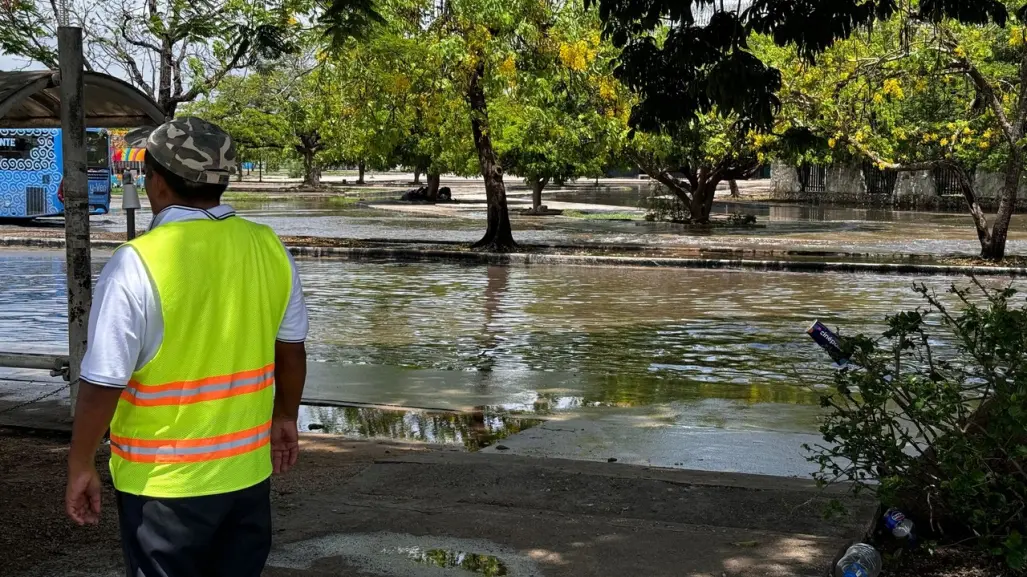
[116,479,272,577]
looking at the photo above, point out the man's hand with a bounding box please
[271,418,299,474]
[66,381,121,526]
[66,465,102,525]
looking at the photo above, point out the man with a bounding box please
[65,117,308,577]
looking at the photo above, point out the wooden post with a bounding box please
[59,26,91,416]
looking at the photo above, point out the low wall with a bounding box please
[770,162,1027,209]
[770,162,890,205]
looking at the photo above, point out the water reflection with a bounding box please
[2,253,1022,436]
[395,546,508,576]
[299,404,541,450]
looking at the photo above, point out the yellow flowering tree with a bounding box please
[762,5,1027,261]
[492,2,631,212]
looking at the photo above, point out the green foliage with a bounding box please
[181,73,293,164]
[492,2,630,187]
[760,12,1026,171]
[588,0,1013,133]
[808,279,1027,569]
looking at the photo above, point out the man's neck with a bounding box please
[154,198,221,213]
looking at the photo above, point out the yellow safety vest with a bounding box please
[108,217,292,498]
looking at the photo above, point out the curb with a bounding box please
[290,246,1027,276]
[3,236,1024,276]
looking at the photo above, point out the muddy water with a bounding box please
[72,187,1027,255]
[1,252,1019,442]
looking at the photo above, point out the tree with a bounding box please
[628,114,763,223]
[492,3,629,213]
[181,72,293,178]
[762,8,1027,260]
[0,0,301,119]
[588,0,1014,132]
[587,0,1025,254]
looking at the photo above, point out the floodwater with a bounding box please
[75,184,1027,256]
[1,252,1019,445]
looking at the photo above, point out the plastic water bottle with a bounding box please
[883,508,914,538]
[834,543,882,577]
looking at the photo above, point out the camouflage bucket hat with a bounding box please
[124,117,237,185]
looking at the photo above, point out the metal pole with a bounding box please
[58,26,90,416]
[0,353,70,373]
[123,172,140,240]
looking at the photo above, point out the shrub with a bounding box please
[807,279,1027,570]
[641,182,690,222]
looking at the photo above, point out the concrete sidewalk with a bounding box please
[263,451,873,577]
[3,429,875,577]
[2,371,875,577]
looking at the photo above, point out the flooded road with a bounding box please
[64,183,1027,256]
[1,251,1014,429]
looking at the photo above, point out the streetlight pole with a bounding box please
[58,24,90,416]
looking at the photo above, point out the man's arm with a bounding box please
[271,340,306,474]
[66,248,149,525]
[66,382,122,525]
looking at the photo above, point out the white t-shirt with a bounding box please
[80,204,309,388]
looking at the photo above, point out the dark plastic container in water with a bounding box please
[807,320,849,366]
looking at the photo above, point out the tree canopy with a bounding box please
[587,0,1017,133]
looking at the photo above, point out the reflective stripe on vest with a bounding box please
[109,217,292,498]
[120,363,276,407]
[111,421,272,464]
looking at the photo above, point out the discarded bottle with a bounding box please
[883,508,914,538]
[807,320,849,366]
[834,543,882,577]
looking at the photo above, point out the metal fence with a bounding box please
[934,166,965,196]
[862,162,898,195]
[799,164,828,194]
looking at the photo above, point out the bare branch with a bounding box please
[169,39,249,105]
[120,13,162,53]
[628,149,693,201]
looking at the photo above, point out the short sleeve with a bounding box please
[80,248,151,388]
[276,245,308,343]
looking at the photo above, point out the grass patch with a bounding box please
[222,191,273,201]
[326,196,360,206]
[562,210,640,221]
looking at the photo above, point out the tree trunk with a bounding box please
[357,161,366,184]
[729,179,740,198]
[688,174,720,224]
[414,168,421,184]
[531,177,550,212]
[467,61,516,252]
[303,151,320,189]
[982,151,1023,261]
[296,132,322,189]
[258,158,263,183]
[427,173,441,201]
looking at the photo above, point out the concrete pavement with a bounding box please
[262,451,874,577]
